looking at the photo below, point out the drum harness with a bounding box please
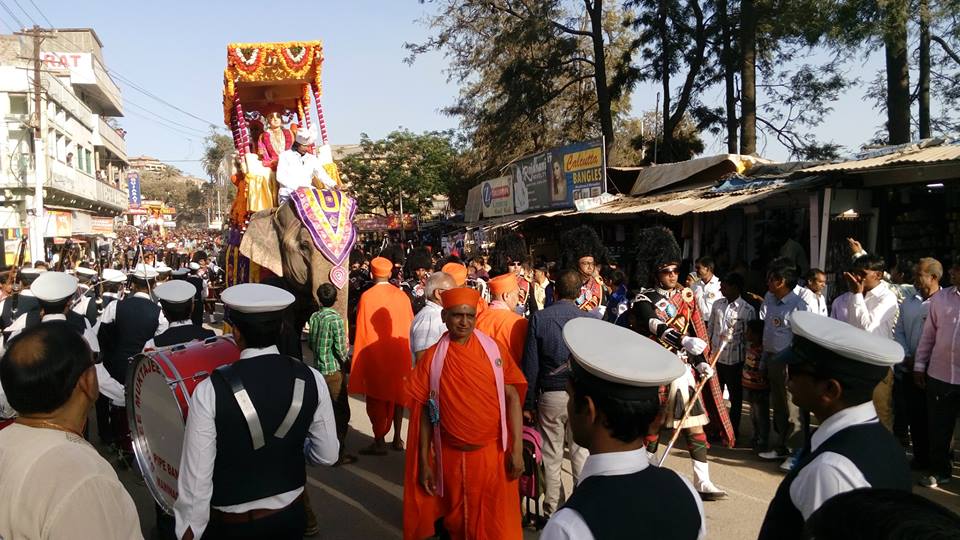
[215,360,308,450]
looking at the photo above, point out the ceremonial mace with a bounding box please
[657,325,735,467]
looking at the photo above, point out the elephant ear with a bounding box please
[239,208,283,276]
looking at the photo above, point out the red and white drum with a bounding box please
[126,335,241,515]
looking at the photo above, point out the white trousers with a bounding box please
[538,390,589,514]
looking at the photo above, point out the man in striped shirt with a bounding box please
[307,283,355,466]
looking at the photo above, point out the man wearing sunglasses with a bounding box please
[629,226,732,501]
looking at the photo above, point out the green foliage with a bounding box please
[139,169,207,225]
[337,129,459,216]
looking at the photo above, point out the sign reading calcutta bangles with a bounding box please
[510,138,604,213]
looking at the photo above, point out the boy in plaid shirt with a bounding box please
[307,283,356,465]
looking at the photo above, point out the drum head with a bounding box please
[128,354,186,515]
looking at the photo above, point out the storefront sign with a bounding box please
[355,214,418,231]
[464,185,483,223]
[43,210,73,237]
[511,139,605,212]
[480,176,514,218]
[91,216,114,234]
[127,172,142,208]
[39,52,95,84]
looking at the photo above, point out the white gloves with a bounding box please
[682,336,707,356]
[695,362,715,379]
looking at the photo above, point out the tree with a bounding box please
[408,0,640,175]
[200,131,237,223]
[337,129,459,216]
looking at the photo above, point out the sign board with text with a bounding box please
[40,52,95,85]
[480,176,514,218]
[511,139,604,213]
[127,172,142,208]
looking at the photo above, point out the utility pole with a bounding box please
[19,25,51,264]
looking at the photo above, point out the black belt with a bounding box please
[211,493,303,524]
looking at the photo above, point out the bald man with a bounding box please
[410,272,456,365]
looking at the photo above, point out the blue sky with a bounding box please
[14,1,889,177]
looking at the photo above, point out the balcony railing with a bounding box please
[0,159,128,212]
[95,116,128,162]
[96,178,128,210]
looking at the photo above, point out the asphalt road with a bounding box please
[102,319,959,539]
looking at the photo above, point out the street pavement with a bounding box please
[104,318,959,539]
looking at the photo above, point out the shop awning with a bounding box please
[798,140,960,174]
[624,154,771,196]
[580,176,822,217]
[465,208,572,232]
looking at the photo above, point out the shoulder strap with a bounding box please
[274,358,308,440]
[215,364,266,450]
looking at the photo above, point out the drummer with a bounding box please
[143,280,214,351]
[174,283,339,540]
[2,271,125,411]
[98,265,168,381]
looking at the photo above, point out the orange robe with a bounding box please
[348,282,415,437]
[403,334,527,540]
[474,304,528,369]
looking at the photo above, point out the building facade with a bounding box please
[0,28,128,264]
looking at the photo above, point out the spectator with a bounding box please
[600,266,630,327]
[307,283,355,466]
[758,259,809,464]
[0,323,143,539]
[798,268,828,316]
[521,270,590,516]
[742,319,769,451]
[409,271,456,364]
[914,258,960,488]
[531,260,554,312]
[692,256,721,327]
[893,258,942,463]
[708,272,756,440]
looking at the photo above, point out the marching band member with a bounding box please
[175,283,339,540]
[0,268,40,341]
[541,318,706,540]
[629,226,730,501]
[142,281,215,351]
[558,226,606,316]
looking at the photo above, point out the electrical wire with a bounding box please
[0,0,24,30]
[10,0,35,26]
[25,0,50,27]
[124,109,203,139]
[110,71,223,130]
[124,99,209,135]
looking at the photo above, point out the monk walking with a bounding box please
[349,256,414,455]
[475,273,528,368]
[403,287,526,540]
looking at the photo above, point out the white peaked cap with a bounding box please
[31,271,78,303]
[221,283,295,314]
[154,280,196,304]
[563,318,685,387]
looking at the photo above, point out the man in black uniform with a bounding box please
[176,265,205,326]
[758,311,910,539]
[0,267,40,342]
[629,226,730,500]
[541,317,705,540]
[174,283,339,540]
[143,280,215,351]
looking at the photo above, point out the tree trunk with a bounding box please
[740,0,757,154]
[659,0,674,162]
[884,0,911,144]
[586,0,615,155]
[918,0,931,139]
[718,0,738,153]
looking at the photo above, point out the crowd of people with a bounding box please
[0,221,958,539]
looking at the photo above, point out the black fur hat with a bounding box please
[633,226,682,288]
[489,233,528,276]
[559,226,608,271]
[379,243,405,265]
[407,247,433,272]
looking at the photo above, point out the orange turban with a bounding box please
[371,257,393,278]
[441,262,468,287]
[488,274,519,296]
[440,287,480,309]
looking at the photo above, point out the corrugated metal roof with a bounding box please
[799,142,960,173]
[628,154,771,196]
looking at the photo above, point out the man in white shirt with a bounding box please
[708,272,756,440]
[174,284,339,539]
[409,271,455,365]
[843,253,899,430]
[275,130,338,203]
[798,268,829,316]
[692,256,721,328]
[0,323,143,540]
[541,318,705,540]
[757,312,909,540]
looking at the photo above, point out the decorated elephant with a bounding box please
[238,190,355,343]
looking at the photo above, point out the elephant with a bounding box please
[239,202,351,352]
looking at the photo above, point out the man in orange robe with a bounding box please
[403,287,526,540]
[475,273,528,369]
[349,256,415,454]
[442,261,488,314]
